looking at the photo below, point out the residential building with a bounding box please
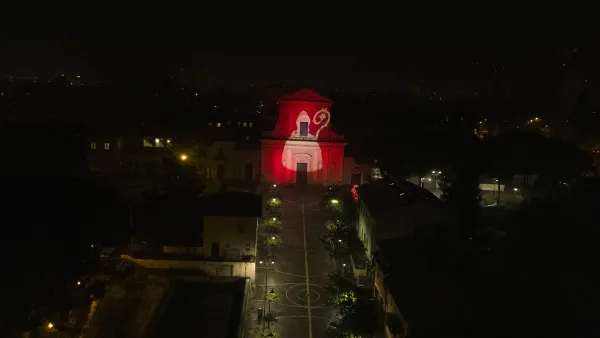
[84,88,372,187]
[202,191,262,263]
[355,177,451,262]
[373,237,469,338]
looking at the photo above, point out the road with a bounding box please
[254,186,336,338]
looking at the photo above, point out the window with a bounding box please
[249,122,253,128]
[216,122,221,128]
[104,142,110,150]
[237,122,241,127]
[208,122,213,127]
[90,142,96,150]
[243,122,247,127]
[217,163,225,180]
[300,122,309,136]
[246,244,251,251]
[206,166,211,179]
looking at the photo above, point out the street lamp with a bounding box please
[272,217,276,221]
[180,154,188,161]
[513,188,519,192]
[330,199,339,205]
[47,323,54,329]
[272,184,277,188]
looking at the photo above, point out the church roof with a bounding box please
[279,89,333,103]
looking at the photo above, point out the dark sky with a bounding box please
[1,2,599,88]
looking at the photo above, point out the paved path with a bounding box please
[254,186,336,338]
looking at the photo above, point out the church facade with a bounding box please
[261,89,347,185]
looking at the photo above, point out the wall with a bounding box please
[373,261,409,338]
[480,183,505,192]
[357,200,375,261]
[261,139,345,184]
[342,157,372,185]
[203,216,258,260]
[121,255,256,281]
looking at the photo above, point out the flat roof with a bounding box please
[151,278,246,338]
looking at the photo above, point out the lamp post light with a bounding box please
[260,254,275,327]
[180,154,188,161]
[330,199,339,205]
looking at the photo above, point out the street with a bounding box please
[254,186,336,338]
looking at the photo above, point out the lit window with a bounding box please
[90,142,96,150]
[300,122,309,136]
[249,122,253,128]
[208,122,212,127]
[104,142,110,150]
[217,122,221,128]
[237,122,241,127]
[243,122,247,127]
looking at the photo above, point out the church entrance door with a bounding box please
[296,163,308,185]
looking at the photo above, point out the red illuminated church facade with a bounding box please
[261,89,347,185]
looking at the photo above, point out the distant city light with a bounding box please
[77,281,81,286]
[155,138,160,143]
[330,199,339,205]
[272,184,277,188]
[513,188,519,192]
[47,323,54,329]
[180,154,188,161]
[272,217,276,221]
[259,261,263,264]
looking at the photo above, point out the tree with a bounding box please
[252,327,279,338]
[321,220,365,270]
[262,217,282,235]
[264,234,282,248]
[337,297,378,337]
[441,167,482,241]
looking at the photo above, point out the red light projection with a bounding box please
[261,89,346,185]
[351,184,359,200]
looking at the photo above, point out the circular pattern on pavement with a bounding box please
[285,283,329,308]
[296,288,320,302]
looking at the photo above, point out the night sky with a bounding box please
[2,2,599,88]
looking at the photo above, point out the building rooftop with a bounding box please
[151,277,246,338]
[356,178,447,240]
[203,191,262,217]
[375,237,470,337]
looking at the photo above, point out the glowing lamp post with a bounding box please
[180,154,188,161]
